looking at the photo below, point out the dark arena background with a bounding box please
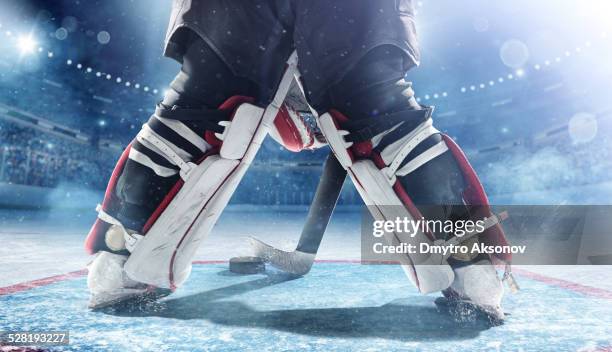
[1,1,611,351]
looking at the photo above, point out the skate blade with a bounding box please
[88,289,153,310]
[434,296,506,326]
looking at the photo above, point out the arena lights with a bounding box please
[0,25,602,102]
[17,35,37,55]
[418,37,600,102]
[1,26,158,96]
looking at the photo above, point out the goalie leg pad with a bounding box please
[124,53,299,289]
[319,109,510,295]
[124,103,264,289]
[442,135,510,263]
[320,110,455,293]
[347,157,455,294]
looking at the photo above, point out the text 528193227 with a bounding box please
[0,331,69,346]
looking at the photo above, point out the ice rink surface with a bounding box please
[1,208,611,351]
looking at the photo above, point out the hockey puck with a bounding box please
[229,256,266,274]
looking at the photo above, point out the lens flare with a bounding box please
[17,34,37,54]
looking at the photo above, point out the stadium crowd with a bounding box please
[0,120,115,189]
[2,112,612,204]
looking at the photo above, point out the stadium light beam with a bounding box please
[17,35,37,55]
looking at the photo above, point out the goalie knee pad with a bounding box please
[318,97,510,294]
[269,102,326,152]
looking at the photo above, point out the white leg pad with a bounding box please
[318,112,454,294]
[123,53,300,290]
[124,155,242,288]
[349,160,455,294]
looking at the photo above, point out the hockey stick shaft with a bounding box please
[295,152,347,254]
[248,152,346,274]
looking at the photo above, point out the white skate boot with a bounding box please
[87,251,148,309]
[438,259,505,323]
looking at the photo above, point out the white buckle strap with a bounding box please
[318,113,354,169]
[95,204,144,253]
[124,232,144,253]
[381,118,439,184]
[137,124,196,180]
[502,264,520,293]
[214,121,231,141]
[96,204,123,227]
[128,147,179,177]
[396,140,449,177]
[155,115,211,153]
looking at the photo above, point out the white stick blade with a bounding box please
[248,236,315,275]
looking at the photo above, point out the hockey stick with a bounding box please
[248,152,347,275]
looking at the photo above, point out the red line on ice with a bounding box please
[0,269,87,296]
[593,346,612,352]
[511,268,612,300]
[2,261,612,300]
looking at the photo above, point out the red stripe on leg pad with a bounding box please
[84,96,254,255]
[141,95,254,235]
[442,134,511,263]
[142,147,219,235]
